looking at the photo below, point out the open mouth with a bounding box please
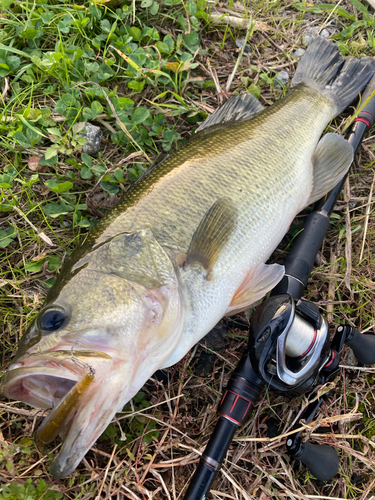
[1,350,112,449]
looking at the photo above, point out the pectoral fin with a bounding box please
[306,133,353,207]
[226,263,285,316]
[185,197,237,276]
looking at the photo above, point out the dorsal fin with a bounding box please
[185,197,237,275]
[195,93,264,133]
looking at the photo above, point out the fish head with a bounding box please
[1,230,185,477]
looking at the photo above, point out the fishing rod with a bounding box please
[183,74,375,500]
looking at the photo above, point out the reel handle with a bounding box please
[288,440,339,481]
[344,326,375,365]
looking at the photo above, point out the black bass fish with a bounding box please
[1,37,374,477]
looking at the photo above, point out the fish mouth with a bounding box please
[1,349,116,477]
[1,350,111,409]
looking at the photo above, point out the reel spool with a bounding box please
[249,294,331,396]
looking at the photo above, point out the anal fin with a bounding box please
[226,263,285,316]
[306,133,353,207]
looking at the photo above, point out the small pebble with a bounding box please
[274,70,289,88]
[302,27,330,46]
[293,48,305,58]
[82,123,103,155]
[346,347,358,367]
[235,37,252,54]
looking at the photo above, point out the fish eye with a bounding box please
[38,306,67,333]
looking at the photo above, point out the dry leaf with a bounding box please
[28,156,47,172]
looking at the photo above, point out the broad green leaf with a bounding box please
[44,179,74,193]
[83,107,96,120]
[45,147,59,160]
[0,174,13,189]
[47,127,62,137]
[156,41,170,54]
[150,1,159,14]
[129,26,142,41]
[7,55,21,71]
[25,260,44,272]
[0,227,17,248]
[73,122,86,135]
[13,131,32,148]
[43,203,71,218]
[91,100,103,115]
[78,219,91,228]
[58,20,71,33]
[40,11,54,24]
[163,34,175,52]
[81,153,93,167]
[55,99,67,114]
[100,19,111,33]
[19,27,39,39]
[80,166,93,179]
[128,80,146,92]
[47,256,62,271]
[184,31,200,52]
[132,106,150,124]
[117,97,135,109]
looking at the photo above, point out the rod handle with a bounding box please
[290,441,339,481]
[183,418,237,500]
[345,327,375,365]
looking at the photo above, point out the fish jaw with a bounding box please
[1,337,179,478]
[1,274,187,478]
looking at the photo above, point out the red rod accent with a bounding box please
[230,395,239,413]
[242,402,253,420]
[218,411,242,425]
[354,117,371,129]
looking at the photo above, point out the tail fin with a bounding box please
[292,37,375,115]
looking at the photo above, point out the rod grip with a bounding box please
[292,441,339,481]
[346,328,375,365]
[183,418,237,500]
[183,356,264,499]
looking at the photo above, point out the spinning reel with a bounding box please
[184,295,375,500]
[249,293,375,481]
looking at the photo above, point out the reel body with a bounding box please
[249,294,331,396]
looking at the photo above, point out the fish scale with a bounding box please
[1,37,374,478]
[88,86,331,261]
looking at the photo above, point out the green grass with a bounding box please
[1,0,375,498]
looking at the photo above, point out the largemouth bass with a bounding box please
[1,37,374,478]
